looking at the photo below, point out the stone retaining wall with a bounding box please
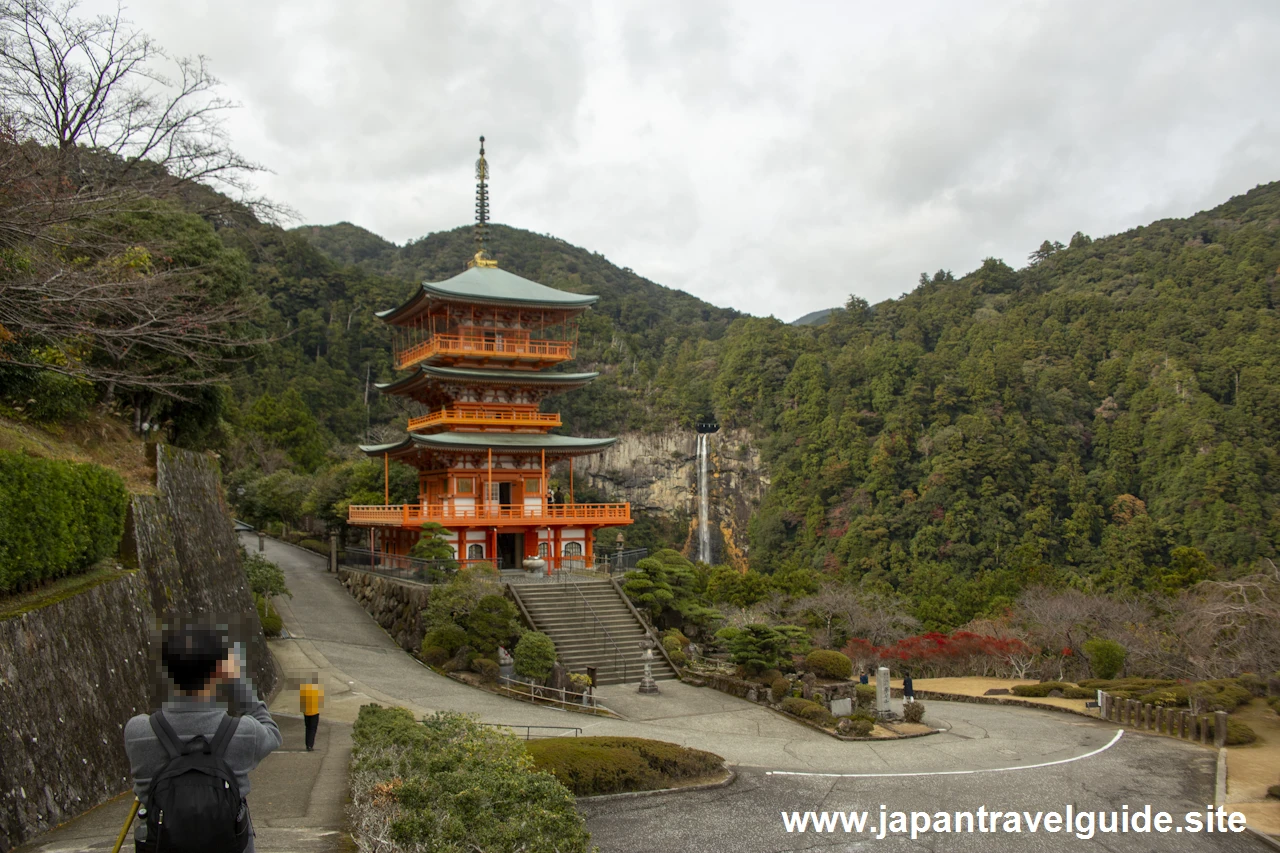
[0,446,275,852]
[338,569,432,652]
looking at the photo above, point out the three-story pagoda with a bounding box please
[347,138,631,570]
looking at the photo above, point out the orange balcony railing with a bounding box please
[348,502,632,528]
[395,334,574,370]
[407,406,561,433]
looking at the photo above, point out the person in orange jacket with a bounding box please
[299,675,323,751]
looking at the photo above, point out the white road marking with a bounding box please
[765,729,1124,778]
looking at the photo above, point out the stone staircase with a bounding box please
[509,579,677,685]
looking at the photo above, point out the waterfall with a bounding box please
[697,432,712,564]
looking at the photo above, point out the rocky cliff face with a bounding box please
[575,428,767,569]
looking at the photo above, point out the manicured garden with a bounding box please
[526,736,727,796]
[349,705,592,853]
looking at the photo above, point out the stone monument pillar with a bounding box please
[876,666,891,717]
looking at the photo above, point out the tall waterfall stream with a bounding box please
[696,431,712,563]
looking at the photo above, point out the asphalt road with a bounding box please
[251,536,1272,853]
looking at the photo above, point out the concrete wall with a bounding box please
[339,569,432,652]
[0,446,276,852]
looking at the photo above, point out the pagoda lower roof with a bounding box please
[377,364,598,397]
[360,431,617,460]
[377,266,598,322]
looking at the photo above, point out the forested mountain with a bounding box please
[293,222,741,434]
[713,183,1280,626]
[291,185,1280,629]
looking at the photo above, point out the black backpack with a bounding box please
[137,710,249,853]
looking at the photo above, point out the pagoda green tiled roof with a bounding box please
[376,365,599,396]
[377,266,598,321]
[360,432,617,457]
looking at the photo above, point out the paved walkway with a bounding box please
[15,715,351,853]
[240,537,1270,852]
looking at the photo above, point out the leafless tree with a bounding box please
[0,0,267,202]
[792,584,919,648]
[1172,561,1280,679]
[0,132,269,401]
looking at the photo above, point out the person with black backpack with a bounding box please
[124,624,282,852]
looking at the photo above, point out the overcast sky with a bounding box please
[86,0,1280,320]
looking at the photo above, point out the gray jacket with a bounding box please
[124,677,281,849]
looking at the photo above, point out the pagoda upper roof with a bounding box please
[360,431,617,459]
[377,364,599,397]
[377,266,598,322]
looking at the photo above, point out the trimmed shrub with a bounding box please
[1011,681,1075,698]
[526,736,723,797]
[668,649,688,669]
[758,668,783,685]
[1082,638,1125,680]
[513,631,557,681]
[1268,785,1280,800]
[1268,696,1280,715]
[662,628,691,647]
[350,705,590,852]
[1238,673,1266,698]
[255,593,283,637]
[781,697,835,727]
[463,594,521,654]
[0,452,128,593]
[855,684,877,709]
[421,646,450,667]
[771,677,791,704]
[1138,686,1189,708]
[1225,719,1257,746]
[661,635,682,655]
[472,657,499,682]
[297,538,327,554]
[1064,687,1096,700]
[902,702,925,724]
[443,648,477,673]
[423,624,468,656]
[805,650,853,680]
[839,717,874,737]
[1078,678,1177,692]
[1191,679,1254,711]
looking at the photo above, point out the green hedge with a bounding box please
[805,649,853,680]
[1010,681,1076,697]
[0,451,128,593]
[781,697,836,726]
[350,705,590,853]
[526,736,723,797]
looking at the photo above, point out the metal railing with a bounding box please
[407,406,561,432]
[495,674,609,712]
[564,575,629,684]
[478,723,582,740]
[396,334,574,369]
[348,501,631,527]
[595,548,648,573]
[338,547,458,583]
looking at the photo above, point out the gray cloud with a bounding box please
[85,0,1280,319]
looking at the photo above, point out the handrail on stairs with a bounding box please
[563,575,628,683]
[611,575,679,676]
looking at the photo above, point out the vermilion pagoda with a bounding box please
[347,138,631,569]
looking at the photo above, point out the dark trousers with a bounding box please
[304,714,319,750]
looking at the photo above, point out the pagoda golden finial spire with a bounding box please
[467,135,498,269]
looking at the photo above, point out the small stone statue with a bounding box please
[638,636,660,695]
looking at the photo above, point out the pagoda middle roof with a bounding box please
[376,364,599,396]
[360,431,617,458]
[377,266,598,322]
